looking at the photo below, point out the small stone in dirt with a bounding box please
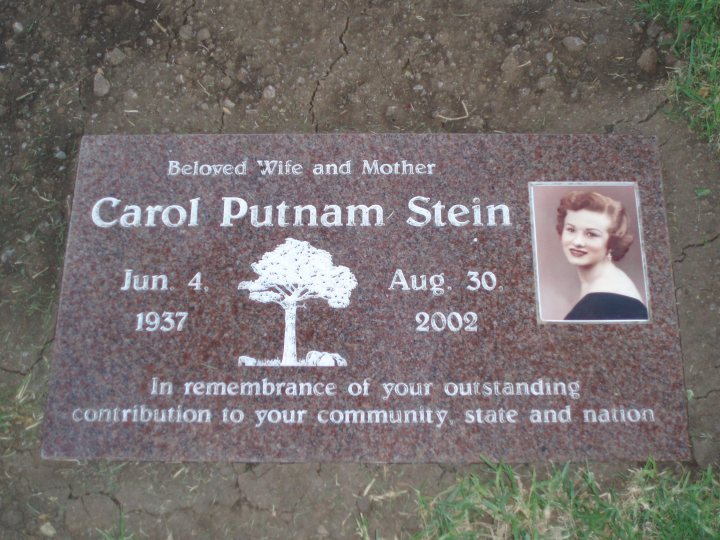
[178,24,193,41]
[262,85,276,99]
[659,32,674,45]
[12,21,24,34]
[384,105,399,121]
[93,73,110,97]
[545,51,554,64]
[593,34,608,45]
[646,20,662,39]
[663,51,680,68]
[637,48,658,74]
[537,75,555,90]
[197,27,211,41]
[0,246,15,264]
[124,89,139,100]
[562,36,586,52]
[435,31,450,46]
[501,52,519,75]
[39,522,56,537]
[467,116,486,130]
[223,98,235,109]
[106,47,126,66]
[356,496,371,513]
[1,506,23,527]
[54,149,66,160]
[317,525,330,537]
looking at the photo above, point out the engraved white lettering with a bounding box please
[406,196,511,227]
[256,160,302,175]
[220,197,384,227]
[121,269,168,291]
[91,198,199,228]
[362,160,436,175]
[167,160,247,176]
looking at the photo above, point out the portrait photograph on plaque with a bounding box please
[530,182,651,324]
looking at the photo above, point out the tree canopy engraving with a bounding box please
[238,238,357,367]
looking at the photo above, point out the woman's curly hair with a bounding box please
[556,191,634,261]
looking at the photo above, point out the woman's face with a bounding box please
[561,209,612,267]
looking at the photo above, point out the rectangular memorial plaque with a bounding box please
[43,134,691,462]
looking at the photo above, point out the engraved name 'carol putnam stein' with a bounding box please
[90,196,512,228]
[42,134,690,462]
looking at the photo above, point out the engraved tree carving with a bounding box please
[238,238,357,366]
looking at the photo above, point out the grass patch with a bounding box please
[636,0,720,149]
[356,513,371,540]
[97,509,134,540]
[415,460,720,539]
[0,372,45,454]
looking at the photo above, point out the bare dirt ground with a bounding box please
[1,0,718,538]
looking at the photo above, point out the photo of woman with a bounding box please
[530,183,650,323]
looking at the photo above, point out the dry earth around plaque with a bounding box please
[0,1,718,539]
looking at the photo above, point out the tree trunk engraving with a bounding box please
[282,302,298,365]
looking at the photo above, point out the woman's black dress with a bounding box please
[564,292,648,321]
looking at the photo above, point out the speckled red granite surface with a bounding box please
[42,134,690,462]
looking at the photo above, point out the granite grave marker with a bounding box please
[42,134,691,461]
